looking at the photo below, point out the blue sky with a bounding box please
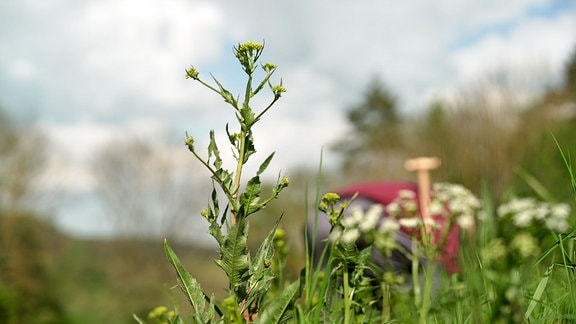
[0,0,575,239]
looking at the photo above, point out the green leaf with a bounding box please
[238,175,263,217]
[525,264,553,319]
[225,123,237,148]
[243,131,256,164]
[213,168,233,189]
[215,219,250,296]
[251,70,274,97]
[240,104,256,129]
[208,130,222,169]
[132,314,145,324]
[243,220,281,311]
[164,240,213,322]
[211,73,238,107]
[255,279,300,324]
[206,186,224,245]
[257,152,275,176]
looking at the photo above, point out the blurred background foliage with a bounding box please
[0,45,575,322]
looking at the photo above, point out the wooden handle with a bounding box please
[404,157,441,233]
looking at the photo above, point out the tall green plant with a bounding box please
[139,41,298,323]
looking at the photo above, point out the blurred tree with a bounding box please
[511,55,576,203]
[0,109,68,322]
[333,76,408,180]
[92,137,209,242]
[564,44,576,96]
[0,111,47,212]
[406,80,543,198]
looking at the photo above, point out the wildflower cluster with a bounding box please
[385,190,420,228]
[479,197,572,269]
[473,195,573,323]
[497,197,571,232]
[432,183,480,230]
[330,204,384,237]
[384,183,481,234]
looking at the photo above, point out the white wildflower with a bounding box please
[477,210,488,222]
[341,228,360,244]
[359,204,383,232]
[457,214,475,230]
[379,218,400,233]
[386,202,400,217]
[447,184,468,197]
[398,190,415,199]
[504,198,537,216]
[429,200,445,215]
[435,191,450,202]
[551,203,570,220]
[342,207,363,228]
[533,205,549,220]
[497,204,510,218]
[398,217,421,228]
[512,210,533,228]
[449,200,469,215]
[423,218,440,229]
[432,183,481,220]
[465,195,481,209]
[545,217,570,233]
[329,228,342,243]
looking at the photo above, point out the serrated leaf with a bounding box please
[243,220,281,311]
[211,73,238,107]
[208,130,222,169]
[239,175,263,217]
[212,168,233,189]
[225,123,237,147]
[240,104,256,127]
[243,131,256,164]
[255,279,300,324]
[206,187,223,245]
[215,219,250,296]
[164,240,211,322]
[257,152,275,176]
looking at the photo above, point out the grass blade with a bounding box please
[525,264,553,319]
[256,279,300,324]
[164,239,211,322]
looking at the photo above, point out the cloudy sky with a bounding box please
[1,0,575,238]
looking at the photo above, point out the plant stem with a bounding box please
[230,130,247,224]
[412,239,421,307]
[343,270,351,324]
[419,263,436,324]
[229,72,254,225]
[381,282,391,323]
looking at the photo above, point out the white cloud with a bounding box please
[423,11,576,107]
[79,0,226,106]
[451,13,576,82]
[7,58,37,80]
